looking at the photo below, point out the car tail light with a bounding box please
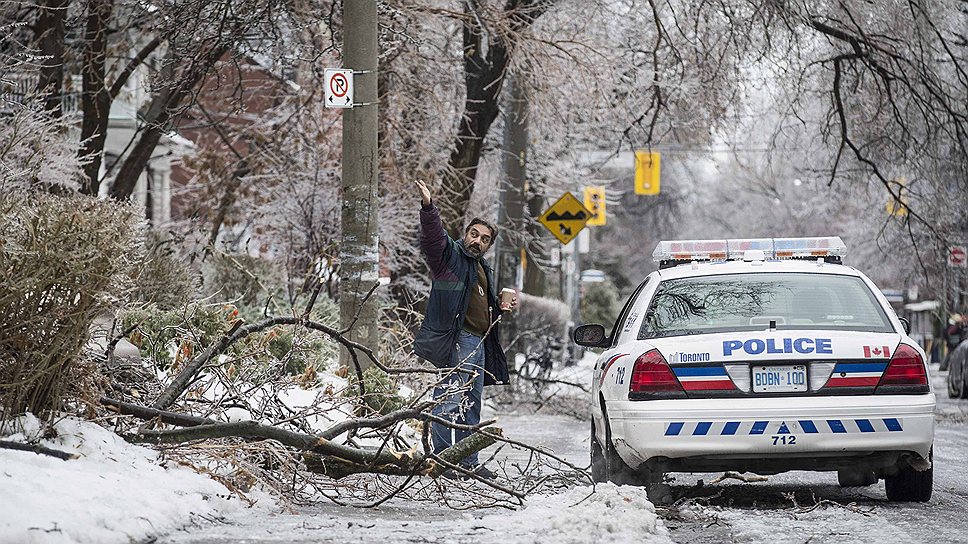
[629,349,686,399]
[875,343,929,394]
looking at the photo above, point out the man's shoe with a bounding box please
[468,464,498,480]
[440,468,464,480]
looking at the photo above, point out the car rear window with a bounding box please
[639,272,894,339]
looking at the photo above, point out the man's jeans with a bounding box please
[431,330,485,467]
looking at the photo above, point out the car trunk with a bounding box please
[645,330,903,398]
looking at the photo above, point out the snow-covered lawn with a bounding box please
[0,414,270,544]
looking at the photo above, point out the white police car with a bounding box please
[574,237,935,502]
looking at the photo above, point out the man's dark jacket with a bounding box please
[413,202,509,386]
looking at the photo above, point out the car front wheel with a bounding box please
[600,410,638,485]
[590,420,606,483]
[596,409,672,502]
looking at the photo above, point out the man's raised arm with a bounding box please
[415,179,450,273]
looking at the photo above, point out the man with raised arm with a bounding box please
[413,179,517,480]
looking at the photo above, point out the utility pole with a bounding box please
[339,0,379,370]
[496,74,527,362]
[497,74,528,292]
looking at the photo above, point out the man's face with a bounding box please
[462,224,493,257]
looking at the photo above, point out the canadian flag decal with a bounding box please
[863,345,891,358]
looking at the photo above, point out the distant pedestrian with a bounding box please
[944,314,966,364]
[412,179,517,480]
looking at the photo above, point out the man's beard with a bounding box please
[467,243,482,256]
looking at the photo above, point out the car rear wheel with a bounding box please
[884,452,933,502]
[837,469,877,487]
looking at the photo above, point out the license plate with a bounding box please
[752,365,807,393]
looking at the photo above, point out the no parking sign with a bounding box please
[324,69,354,109]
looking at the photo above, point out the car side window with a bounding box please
[609,278,650,348]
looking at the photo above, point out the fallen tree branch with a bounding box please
[303,427,504,480]
[123,419,420,469]
[150,314,454,411]
[152,319,243,410]
[0,440,79,461]
[108,395,503,479]
[103,396,459,442]
[319,402,435,439]
[102,397,217,427]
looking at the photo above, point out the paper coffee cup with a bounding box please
[499,288,516,309]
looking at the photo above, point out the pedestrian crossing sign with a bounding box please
[538,192,591,245]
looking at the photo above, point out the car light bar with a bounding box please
[653,237,847,264]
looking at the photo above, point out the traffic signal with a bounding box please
[583,186,606,226]
[634,151,661,195]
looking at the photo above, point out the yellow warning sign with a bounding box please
[635,151,661,195]
[583,186,606,226]
[538,192,591,245]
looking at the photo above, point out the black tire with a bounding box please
[838,469,877,487]
[884,453,933,502]
[961,361,968,399]
[597,408,672,502]
[948,358,966,399]
[601,410,637,485]
[590,420,606,483]
[963,365,968,400]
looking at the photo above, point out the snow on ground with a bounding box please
[160,483,673,544]
[484,484,673,544]
[711,505,917,543]
[0,350,643,544]
[0,414,271,544]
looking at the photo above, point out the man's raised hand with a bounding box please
[415,179,432,206]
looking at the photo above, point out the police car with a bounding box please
[574,237,935,502]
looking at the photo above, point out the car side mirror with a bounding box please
[573,324,608,347]
[898,316,911,335]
